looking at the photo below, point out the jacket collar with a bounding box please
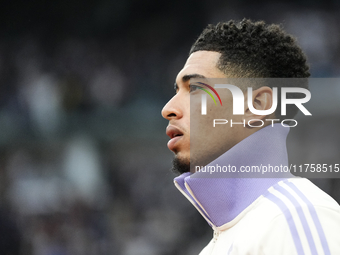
[174,124,293,228]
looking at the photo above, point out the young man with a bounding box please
[162,19,340,255]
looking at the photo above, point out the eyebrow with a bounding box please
[182,74,206,82]
[174,73,207,90]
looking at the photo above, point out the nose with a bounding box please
[161,94,183,121]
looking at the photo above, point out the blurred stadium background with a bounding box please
[0,0,340,254]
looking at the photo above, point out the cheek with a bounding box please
[190,93,204,121]
[190,93,241,165]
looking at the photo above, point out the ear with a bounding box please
[244,86,275,125]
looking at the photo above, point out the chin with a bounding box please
[177,154,190,165]
[171,154,190,175]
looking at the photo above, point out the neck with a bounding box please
[174,124,294,228]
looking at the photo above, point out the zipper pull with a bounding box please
[213,231,220,242]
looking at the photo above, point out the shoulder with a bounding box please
[261,178,340,254]
[217,178,340,254]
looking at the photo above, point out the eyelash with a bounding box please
[174,84,201,94]
[189,84,200,93]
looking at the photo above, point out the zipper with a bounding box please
[213,230,220,243]
[207,230,220,255]
[175,180,223,254]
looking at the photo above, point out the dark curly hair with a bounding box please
[190,19,310,78]
[190,19,310,120]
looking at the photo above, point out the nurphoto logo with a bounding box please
[194,82,222,114]
[200,84,311,116]
[198,83,312,128]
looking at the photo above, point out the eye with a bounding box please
[189,84,201,93]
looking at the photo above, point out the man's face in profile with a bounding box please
[162,51,249,174]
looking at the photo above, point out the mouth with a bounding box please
[166,125,184,151]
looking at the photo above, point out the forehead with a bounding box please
[176,51,226,84]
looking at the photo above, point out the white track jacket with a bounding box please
[174,125,340,255]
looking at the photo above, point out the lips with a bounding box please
[166,125,184,151]
[166,125,183,139]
